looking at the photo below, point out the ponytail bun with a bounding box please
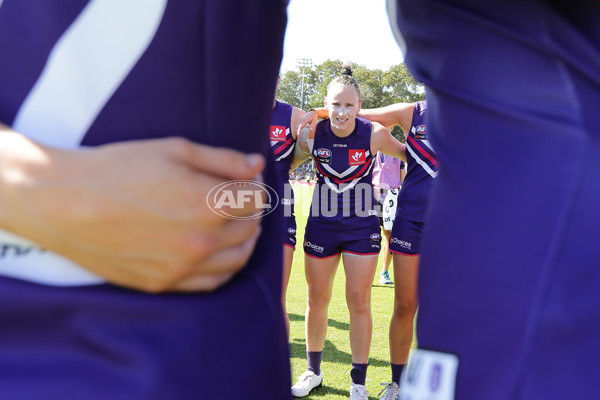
[341,64,353,76]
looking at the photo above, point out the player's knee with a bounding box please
[393,296,417,318]
[346,294,370,315]
[307,291,331,310]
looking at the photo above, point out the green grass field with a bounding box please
[286,183,414,399]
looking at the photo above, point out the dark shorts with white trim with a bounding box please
[303,218,381,258]
[283,215,297,249]
[389,216,424,256]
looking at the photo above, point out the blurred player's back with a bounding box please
[0,2,290,399]
[391,0,600,398]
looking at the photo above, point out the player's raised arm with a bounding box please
[370,121,407,162]
[359,103,414,134]
[289,106,308,171]
[296,107,328,137]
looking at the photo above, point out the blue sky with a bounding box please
[280,0,404,73]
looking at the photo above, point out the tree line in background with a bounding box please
[277,59,425,142]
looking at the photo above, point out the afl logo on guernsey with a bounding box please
[415,124,428,140]
[316,148,332,164]
[270,125,286,142]
[349,149,366,166]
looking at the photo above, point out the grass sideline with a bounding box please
[286,183,415,399]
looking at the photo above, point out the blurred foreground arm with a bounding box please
[0,123,266,293]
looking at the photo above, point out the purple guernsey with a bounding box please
[309,117,379,228]
[389,0,600,399]
[0,1,291,399]
[397,100,437,223]
[270,100,297,247]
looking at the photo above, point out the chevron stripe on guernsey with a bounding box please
[407,135,437,178]
[316,149,372,181]
[272,132,294,160]
[275,141,294,161]
[323,160,375,194]
[333,155,374,184]
[315,161,357,179]
[316,150,371,177]
[316,155,376,194]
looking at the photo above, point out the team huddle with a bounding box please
[1,1,598,400]
[270,66,437,400]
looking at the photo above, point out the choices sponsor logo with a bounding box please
[390,237,412,249]
[304,240,324,254]
[207,180,278,220]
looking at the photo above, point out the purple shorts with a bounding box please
[283,215,297,249]
[389,216,424,256]
[303,220,381,258]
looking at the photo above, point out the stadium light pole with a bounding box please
[296,58,313,110]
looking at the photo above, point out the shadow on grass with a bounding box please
[289,313,350,331]
[288,312,304,322]
[372,284,395,290]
